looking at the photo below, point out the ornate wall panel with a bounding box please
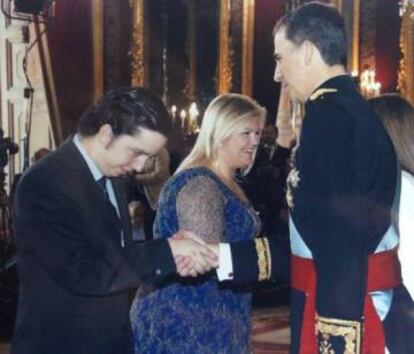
[359,0,377,73]
[242,0,254,96]
[130,0,147,87]
[45,0,94,137]
[0,9,27,182]
[218,0,233,93]
[93,0,104,101]
[103,0,132,91]
[0,6,53,186]
[398,8,414,105]
[230,0,243,93]
[341,0,360,75]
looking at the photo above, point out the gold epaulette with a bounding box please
[316,314,361,354]
[309,88,338,101]
[255,238,272,281]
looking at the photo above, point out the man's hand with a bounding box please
[168,232,218,277]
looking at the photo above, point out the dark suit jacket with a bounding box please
[241,144,291,236]
[11,138,176,354]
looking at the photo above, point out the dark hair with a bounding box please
[77,87,171,138]
[32,148,50,162]
[274,1,347,66]
[368,94,414,175]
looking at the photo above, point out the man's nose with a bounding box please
[132,155,148,173]
[274,64,282,82]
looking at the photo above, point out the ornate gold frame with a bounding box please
[398,9,414,106]
[350,0,360,75]
[218,0,232,94]
[130,0,147,87]
[333,0,360,75]
[242,0,255,96]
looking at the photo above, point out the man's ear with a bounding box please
[97,124,114,148]
[301,40,314,67]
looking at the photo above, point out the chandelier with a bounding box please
[399,0,414,18]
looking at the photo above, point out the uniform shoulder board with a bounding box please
[309,88,338,101]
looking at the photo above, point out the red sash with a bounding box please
[291,249,401,354]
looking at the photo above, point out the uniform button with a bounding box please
[156,269,162,275]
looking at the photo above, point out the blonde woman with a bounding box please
[130,94,265,353]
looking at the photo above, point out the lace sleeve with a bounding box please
[176,175,225,243]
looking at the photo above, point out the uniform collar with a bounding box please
[307,74,356,103]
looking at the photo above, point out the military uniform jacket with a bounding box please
[230,75,414,354]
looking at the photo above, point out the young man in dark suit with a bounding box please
[11,87,216,354]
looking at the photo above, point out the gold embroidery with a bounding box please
[264,237,272,278]
[320,333,335,354]
[316,315,361,354]
[286,144,300,209]
[286,167,300,209]
[255,238,268,281]
[309,88,338,101]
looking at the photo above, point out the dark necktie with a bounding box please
[97,176,124,247]
[97,176,109,201]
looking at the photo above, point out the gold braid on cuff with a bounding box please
[255,238,271,281]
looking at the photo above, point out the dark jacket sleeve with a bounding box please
[14,170,176,297]
[229,235,291,286]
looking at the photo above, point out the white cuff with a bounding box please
[216,243,234,281]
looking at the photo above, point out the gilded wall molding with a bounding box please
[230,0,243,93]
[331,0,343,12]
[218,0,232,94]
[398,8,414,106]
[242,0,254,96]
[185,1,197,100]
[331,0,359,75]
[92,0,103,102]
[351,0,360,75]
[131,0,147,87]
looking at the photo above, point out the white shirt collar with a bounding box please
[73,134,104,182]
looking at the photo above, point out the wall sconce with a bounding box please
[399,0,414,18]
[360,69,381,98]
[170,102,200,136]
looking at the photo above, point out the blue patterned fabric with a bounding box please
[130,167,260,353]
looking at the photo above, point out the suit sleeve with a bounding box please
[14,172,176,297]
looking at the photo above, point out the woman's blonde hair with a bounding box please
[177,93,266,172]
[368,94,414,175]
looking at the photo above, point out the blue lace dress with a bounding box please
[130,167,261,354]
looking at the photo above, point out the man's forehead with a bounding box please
[132,129,167,155]
[273,28,289,51]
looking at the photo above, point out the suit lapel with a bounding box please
[59,138,129,245]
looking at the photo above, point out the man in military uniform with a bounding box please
[205,2,414,354]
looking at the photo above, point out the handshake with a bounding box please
[168,231,220,277]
